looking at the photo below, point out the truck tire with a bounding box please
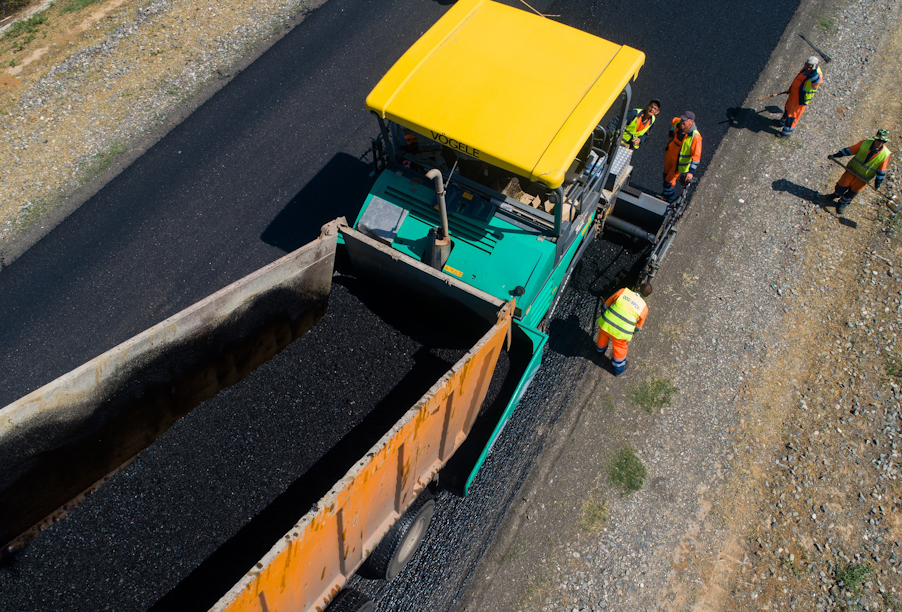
[324,588,374,612]
[357,489,435,580]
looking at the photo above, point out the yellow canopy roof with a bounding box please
[366,0,645,189]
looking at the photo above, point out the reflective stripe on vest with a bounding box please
[847,140,891,181]
[597,289,646,341]
[622,109,655,145]
[802,67,822,104]
[670,117,698,173]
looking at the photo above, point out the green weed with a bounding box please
[628,377,678,414]
[838,562,873,594]
[600,393,616,412]
[608,446,646,496]
[4,12,47,39]
[817,16,836,32]
[60,0,103,14]
[886,356,902,380]
[85,140,127,177]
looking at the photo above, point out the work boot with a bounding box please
[837,203,849,215]
[820,190,839,202]
[613,360,629,376]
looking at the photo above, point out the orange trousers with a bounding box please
[837,170,867,193]
[783,97,807,124]
[663,142,683,185]
[596,329,629,360]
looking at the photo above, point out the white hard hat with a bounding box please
[806,56,819,66]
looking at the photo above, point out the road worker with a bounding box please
[596,283,652,376]
[621,99,661,150]
[663,112,702,203]
[777,56,823,137]
[823,129,892,215]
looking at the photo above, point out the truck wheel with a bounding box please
[358,489,435,580]
[324,588,373,612]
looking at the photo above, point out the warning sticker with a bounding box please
[443,265,464,277]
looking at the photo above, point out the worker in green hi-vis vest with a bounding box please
[824,129,892,215]
[596,283,652,376]
[620,100,661,150]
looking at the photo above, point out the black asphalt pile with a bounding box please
[350,231,653,609]
[0,275,497,612]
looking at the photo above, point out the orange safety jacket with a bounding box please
[664,118,702,181]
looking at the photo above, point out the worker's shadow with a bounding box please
[546,312,598,360]
[772,178,858,228]
[261,153,375,252]
[725,106,781,134]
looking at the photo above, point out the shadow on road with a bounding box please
[772,178,822,203]
[726,106,781,134]
[261,153,375,251]
[546,312,597,360]
[771,179,859,228]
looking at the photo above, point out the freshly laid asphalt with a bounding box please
[0,0,801,609]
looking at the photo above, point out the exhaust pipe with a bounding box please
[426,169,451,269]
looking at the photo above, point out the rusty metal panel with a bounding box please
[212,302,513,612]
[0,225,339,550]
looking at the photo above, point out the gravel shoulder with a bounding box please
[459,0,902,610]
[0,0,325,267]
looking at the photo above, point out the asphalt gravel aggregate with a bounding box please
[0,275,500,612]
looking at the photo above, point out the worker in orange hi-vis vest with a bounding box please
[777,56,823,137]
[662,112,701,203]
[596,283,652,376]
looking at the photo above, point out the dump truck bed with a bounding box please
[0,221,537,612]
[0,279,515,612]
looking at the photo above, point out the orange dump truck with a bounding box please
[0,219,543,612]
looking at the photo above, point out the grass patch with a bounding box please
[600,393,616,412]
[608,446,646,496]
[838,562,873,594]
[60,0,104,14]
[628,377,678,414]
[886,356,902,379]
[884,208,902,237]
[496,545,521,565]
[4,11,47,39]
[519,576,549,606]
[579,494,607,531]
[84,140,127,177]
[817,15,836,32]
